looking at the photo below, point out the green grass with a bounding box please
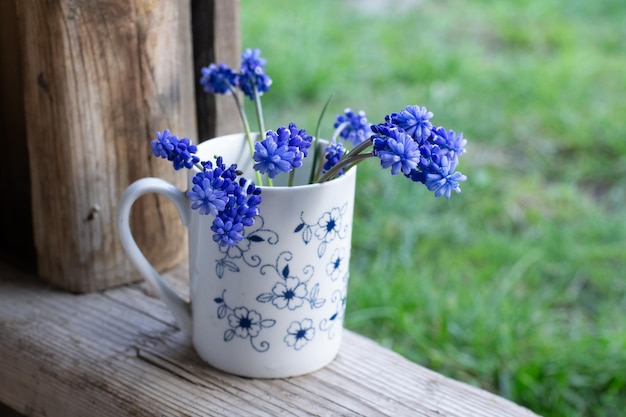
[241,1,626,415]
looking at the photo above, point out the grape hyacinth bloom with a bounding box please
[199,63,237,95]
[322,140,346,174]
[253,133,296,179]
[212,177,262,246]
[423,155,467,199]
[187,170,228,216]
[429,126,467,159]
[187,157,262,247]
[282,122,313,168]
[389,105,433,140]
[253,124,312,178]
[150,130,200,170]
[334,108,372,145]
[238,48,272,100]
[372,128,421,176]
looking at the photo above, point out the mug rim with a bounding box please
[192,133,357,191]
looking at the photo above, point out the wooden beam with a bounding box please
[192,0,242,140]
[13,0,213,291]
[0,261,540,417]
[0,0,35,268]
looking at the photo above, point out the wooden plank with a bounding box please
[0,261,540,417]
[192,0,243,140]
[14,0,203,291]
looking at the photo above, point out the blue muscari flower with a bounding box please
[151,129,176,158]
[253,132,295,178]
[334,108,372,145]
[429,126,467,158]
[389,105,433,140]
[211,217,245,247]
[322,140,346,175]
[187,169,228,216]
[238,48,272,100]
[371,122,400,138]
[372,128,421,176]
[253,124,312,177]
[199,63,237,95]
[151,130,200,170]
[423,155,467,199]
[282,123,313,168]
[188,157,262,246]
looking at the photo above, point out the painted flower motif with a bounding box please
[228,307,263,338]
[271,277,307,310]
[326,248,346,281]
[315,208,342,241]
[284,319,315,350]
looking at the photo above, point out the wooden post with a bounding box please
[0,0,36,270]
[14,0,203,292]
[192,0,243,140]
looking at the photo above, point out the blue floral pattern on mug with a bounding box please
[256,251,326,310]
[326,248,348,282]
[319,286,348,340]
[215,215,278,279]
[284,319,316,350]
[212,202,350,354]
[214,291,276,352]
[294,204,350,258]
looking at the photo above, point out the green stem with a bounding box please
[313,147,325,184]
[344,137,375,159]
[316,138,374,183]
[230,87,263,185]
[253,88,266,137]
[288,169,296,187]
[309,94,334,184]
[318,152,374,183]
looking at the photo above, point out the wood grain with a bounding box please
[0,261,541,417]
[14,0,205,291]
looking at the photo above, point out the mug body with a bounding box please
[188,133,356,378]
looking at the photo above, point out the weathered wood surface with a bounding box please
[0,261,540,417]
[14,0,206,292]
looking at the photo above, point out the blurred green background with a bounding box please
[240,1,626,416]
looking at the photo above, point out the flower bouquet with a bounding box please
[119,47,469,377]
[150,48,467,247]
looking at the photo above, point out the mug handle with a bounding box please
[117,177,192,336]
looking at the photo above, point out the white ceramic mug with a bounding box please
[118,133,357,378]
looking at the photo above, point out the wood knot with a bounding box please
[85,205,101,221]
